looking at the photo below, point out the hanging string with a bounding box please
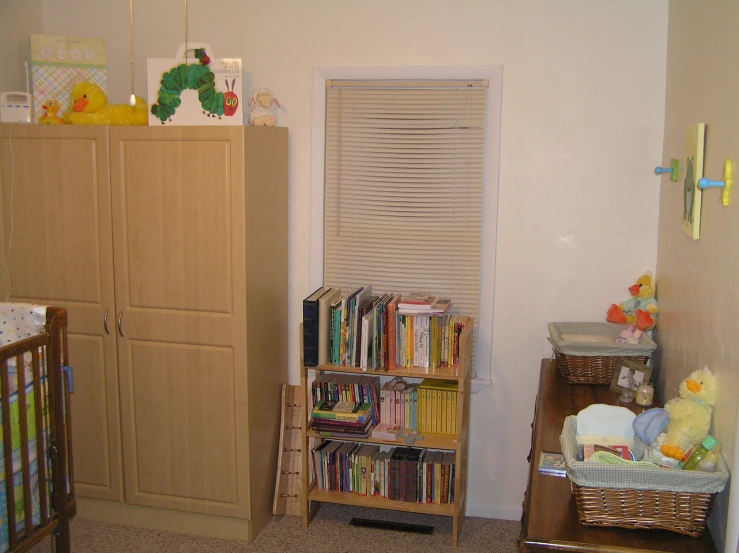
[184,0,188,65]
[129,0,135,106]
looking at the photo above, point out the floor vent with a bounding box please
[349,517,434,535]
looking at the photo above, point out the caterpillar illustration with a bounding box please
[150,48,239,124]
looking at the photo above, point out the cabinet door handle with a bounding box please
[117,312,124,338]
[103,309,110,335]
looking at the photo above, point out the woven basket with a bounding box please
[571,484,715,537]
[548,322,657,385]
[561,416,728,537]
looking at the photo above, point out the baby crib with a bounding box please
[0,305,74,553]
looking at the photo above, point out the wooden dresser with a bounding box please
[520,359,718,553]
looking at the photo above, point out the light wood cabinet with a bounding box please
[0,124,288,541]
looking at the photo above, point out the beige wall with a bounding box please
[658,3,739,550]
[0,0,43,94]
[0,0,669,521]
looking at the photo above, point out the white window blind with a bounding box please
[323,80,486,375]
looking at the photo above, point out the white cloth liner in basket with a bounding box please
[560,415,728,494]
[549,322,657,357]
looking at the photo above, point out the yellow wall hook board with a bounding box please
[721,159,732,206]
[654,158,679,182]
[697,159,733,206]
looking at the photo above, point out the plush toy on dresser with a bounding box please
[63,82,148,125]
[607,273,659,334]
[248,88,281,126]
[659,367,717,460]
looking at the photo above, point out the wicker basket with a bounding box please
[548,322,657,385]
[561,416,728,537]
[571,484,716,537]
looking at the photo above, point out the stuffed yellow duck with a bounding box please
[660,367,717,460]
[63,82,147,126]
[607,273,659,331]
[38,100,64,125]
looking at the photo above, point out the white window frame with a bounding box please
[310,65,502,391]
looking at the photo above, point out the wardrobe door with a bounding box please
[109,127,249,518]
[0,125,123,501]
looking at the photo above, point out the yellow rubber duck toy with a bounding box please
[63,82,147,125]
[38,100,64,125]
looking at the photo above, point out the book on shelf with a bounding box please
[312,419,373,439]
[311,373,381,426]
[397,293,438,311]
[302,286,325,367]
[356,294,378,368]
[310,286,470,372]
[312,400,373,423]
[398,297,452,316]
[318,287,341,366]
[537,451,567,477]
[311,441,456,505]
[418,379,458,435]
[385,294,401,369]
[371,422,402,440]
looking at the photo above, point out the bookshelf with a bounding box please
[299,320,473,547]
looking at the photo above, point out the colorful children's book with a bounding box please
[537,451,567,477]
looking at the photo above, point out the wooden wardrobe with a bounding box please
[0,124,288,541]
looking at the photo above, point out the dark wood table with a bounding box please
[519,359,718,553]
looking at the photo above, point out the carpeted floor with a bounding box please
[30,504,521,552]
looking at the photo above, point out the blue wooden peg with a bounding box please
[697,177,724,189]
[654,166,673,175]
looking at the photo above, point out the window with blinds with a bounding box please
[323,80,487,375]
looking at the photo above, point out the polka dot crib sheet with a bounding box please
[0,303,48,395]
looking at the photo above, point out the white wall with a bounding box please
[0,0,668,520]
[658,4,739,551]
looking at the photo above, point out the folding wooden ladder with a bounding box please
[273,384,303,516]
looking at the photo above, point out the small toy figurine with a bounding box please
[38,100,64,125]
[660,367,717,460]
[607,273,659,331]
[248,88,281,126]
[63,82,147,125]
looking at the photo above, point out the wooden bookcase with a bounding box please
[299,320,473,547]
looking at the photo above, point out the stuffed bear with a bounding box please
[660,367,717,460]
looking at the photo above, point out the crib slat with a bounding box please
[47,309,72,551]
[16,351,36,541]
[32,345,50,526]
[1,357,19,551]
[61,321,76,505]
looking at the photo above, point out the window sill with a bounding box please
[471,378,492,394]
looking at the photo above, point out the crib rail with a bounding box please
[0,307,72,553]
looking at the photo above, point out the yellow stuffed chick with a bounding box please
[660,367,717,460]
[38,100,64,125]
[63,82,147,126]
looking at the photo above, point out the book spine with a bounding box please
[312,412,369,423]
[425,456,432,503]
[303,297,320,367]
[399,457,407,502]
[388,301,397,369]
[450,463,456,504]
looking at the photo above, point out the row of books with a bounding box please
[312,441,456,504]
[380,377,458,435]
[303,285,467,370]
[312,403,374,439]
[311,373,381,426]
